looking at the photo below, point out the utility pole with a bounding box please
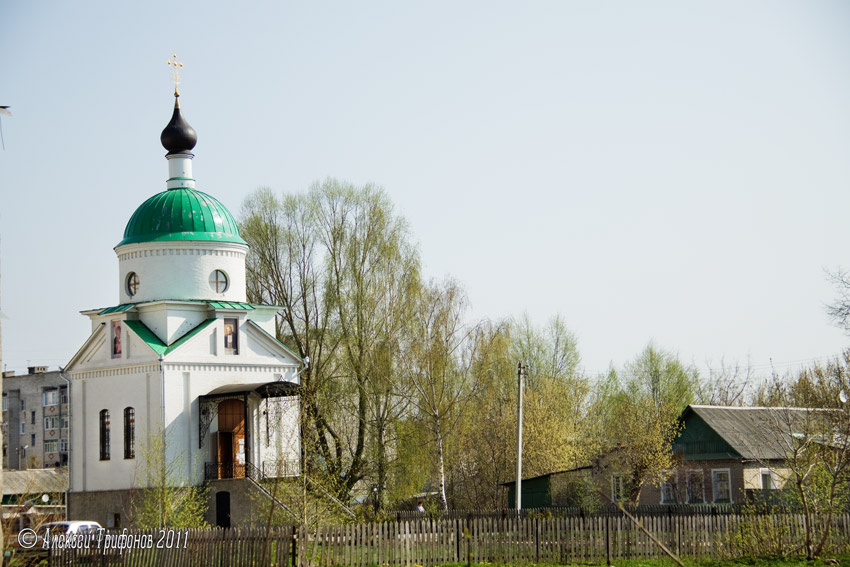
[515,361,526,511]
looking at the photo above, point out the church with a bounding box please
[64,82,303,527]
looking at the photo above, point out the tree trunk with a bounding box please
[376,416,387,513]
[435,415,449,511]
[797,476,814,560]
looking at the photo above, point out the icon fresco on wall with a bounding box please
[112,321,122,359]
[224,318,238,354]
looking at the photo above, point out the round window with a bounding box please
[126,272,140,297]
[209,270,229,293]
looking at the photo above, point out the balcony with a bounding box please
[205,462,246,480]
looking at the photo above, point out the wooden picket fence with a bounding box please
[47,513,850,567]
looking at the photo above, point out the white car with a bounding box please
[38,521,102,540]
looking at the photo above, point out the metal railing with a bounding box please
[204,462,246,480]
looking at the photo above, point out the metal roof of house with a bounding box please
[685,405,825,461]
[3,469,68,496]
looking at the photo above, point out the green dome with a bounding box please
[117,188,246,247]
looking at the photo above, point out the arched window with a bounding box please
[99,410,110,460]
[124,407,135,459]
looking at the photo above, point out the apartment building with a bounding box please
[2,366,69,470]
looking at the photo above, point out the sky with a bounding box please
[1,1,850,382]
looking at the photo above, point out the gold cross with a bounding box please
[167,53,184,96]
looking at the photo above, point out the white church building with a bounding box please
[65,88,302,527]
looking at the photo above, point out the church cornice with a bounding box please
[68,364,160,380]
[116,245,245,262]
[162,362,296,373]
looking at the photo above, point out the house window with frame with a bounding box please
[45,416,62,429]
[44,440,58,454]
[124,407,135,459]
[59,439,68,452]
[687,470,704,503]
[99,409,110,460]
[19,423,25,435]
[20,399,25,411]
[761,470,774,490]
[612,474,630,502]
[43,389,59,407]
[712,469,731,502]
[661,471,678,504]
[2,395,6,412]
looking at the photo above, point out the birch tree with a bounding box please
[400,278,475,510]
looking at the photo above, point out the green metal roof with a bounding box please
[117,188,246,247]
[99,304,136,315]
[124,318,216,356]
[208,301,254,310]
[93,300,263,315]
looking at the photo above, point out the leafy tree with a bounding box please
[450,321,514,508]
[399,278,477,510]
[510,315,591,476]
[447,316,589,509]
[240,180,420,505]
[594,344,697,504]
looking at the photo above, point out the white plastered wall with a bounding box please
[161,365,300,485]
[116,241,248,304]
[137,303,210,345]
[70,366,161,492]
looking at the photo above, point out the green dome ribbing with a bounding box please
[117,188,246,247]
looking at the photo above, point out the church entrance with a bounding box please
[200,381,300,481]
[212,399,246,479]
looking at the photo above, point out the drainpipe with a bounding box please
[159,354,166,527]
[159,354,166,432]
[59,367,71,520]
[159,353,166,457]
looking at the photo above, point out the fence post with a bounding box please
[291,525,298,567]
[535,518,540,564]
[455,518,461,563]
[466,515,473,567]
[677,515,682,558]
[605,515,611,567]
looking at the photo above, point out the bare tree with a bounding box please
[696,357,756,406]
[827,268,850,334]
[755,355,850,558]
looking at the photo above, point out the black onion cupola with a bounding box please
[160,95,197,154]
